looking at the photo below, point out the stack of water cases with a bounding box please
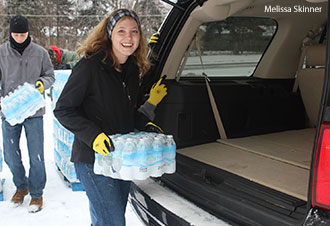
[0,123,3,201]
[52,70,79,184]
[94,132,176,180]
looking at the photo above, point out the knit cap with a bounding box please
[106,9,140,39]
[10,15,29,33]
[49,45,61,65]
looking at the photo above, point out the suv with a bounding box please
[129,0,330,225]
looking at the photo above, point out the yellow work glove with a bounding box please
[148,32,159,44]
[145,122,164,133]
[35,80,44,94]
[147,76,167,106]
[92,133,114,156]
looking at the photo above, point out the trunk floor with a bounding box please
[177,128,316,201]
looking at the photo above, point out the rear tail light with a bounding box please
[312,122,330,210]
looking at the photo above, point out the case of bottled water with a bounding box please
[94,132,176,180]
[1,82,46,126]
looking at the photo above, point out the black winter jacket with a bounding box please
[53,53,150,164]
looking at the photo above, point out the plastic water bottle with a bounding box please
[111,137,125,172]
[165,135,176,147]
[124,138,136,154]
[153,135,165,166]
[153,136,164,151]
[113,136,125,153]
[137,136,152,152]
[141,136,155,168]
[163,135,176,173]
[164,135,176,158]
[136,137,144,153]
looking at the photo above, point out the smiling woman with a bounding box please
[111,17,140,64]
[53,8,166,226]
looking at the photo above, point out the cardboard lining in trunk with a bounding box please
[177,128,315,201]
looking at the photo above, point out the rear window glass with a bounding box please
[179,17,277,77]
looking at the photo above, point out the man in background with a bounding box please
[0,15,55,213]
[48,45,79,69]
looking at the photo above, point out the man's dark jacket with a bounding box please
[54,53,149,164]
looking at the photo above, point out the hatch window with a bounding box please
[179,17,277,77]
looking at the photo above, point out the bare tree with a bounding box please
[1,0,49,46]
[0,0,170,50]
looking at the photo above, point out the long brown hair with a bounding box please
[77,9,150,76]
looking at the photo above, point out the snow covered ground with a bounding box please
[0,99,144,226]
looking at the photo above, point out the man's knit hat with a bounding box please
[49,45,61,65]
[10,15,29,33]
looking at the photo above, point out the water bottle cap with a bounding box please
[154,136,162,140]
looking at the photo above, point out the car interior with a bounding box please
[148,0,329,224]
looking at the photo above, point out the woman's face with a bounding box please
[111,17,140,64]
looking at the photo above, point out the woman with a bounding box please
[54,9,167,226]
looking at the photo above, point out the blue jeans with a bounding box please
[2,117,46,198]
[74,162,131,226]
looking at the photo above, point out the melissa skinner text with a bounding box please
[265,5,322,13]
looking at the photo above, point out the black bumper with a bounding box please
[129,182,191,226]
